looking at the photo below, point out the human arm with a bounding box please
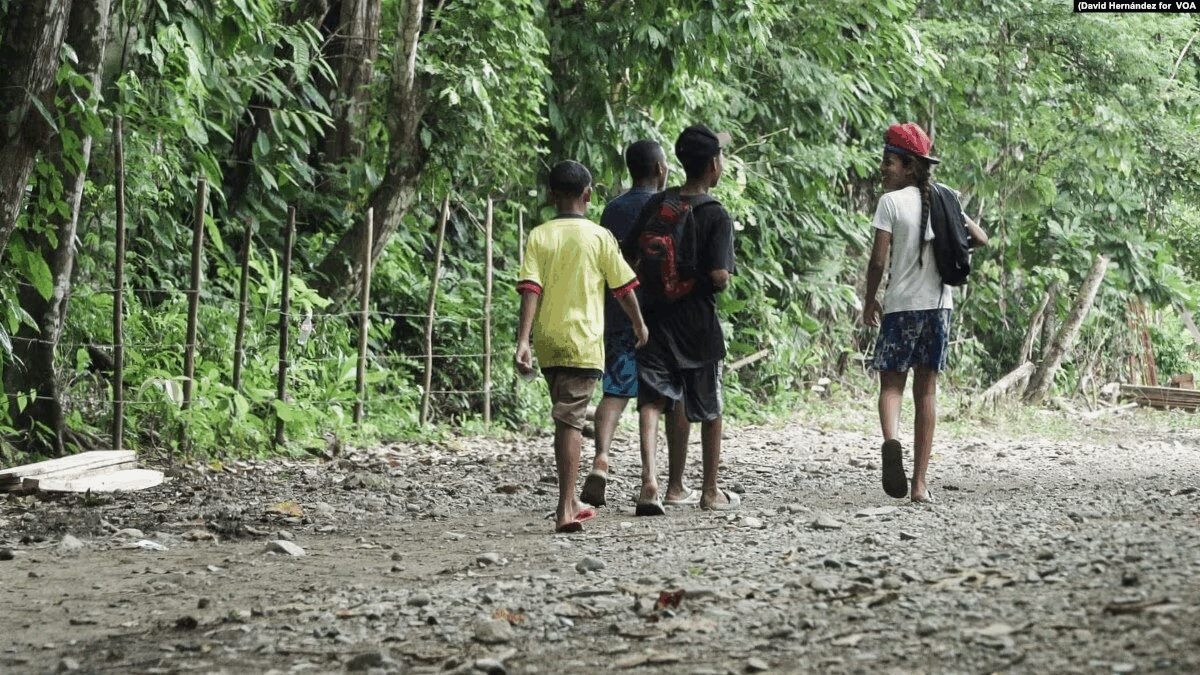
[514,288,540,375]
[965,214,988,249]
[863,229,890,328]
[700,203,735,293]
[614,287,649,348]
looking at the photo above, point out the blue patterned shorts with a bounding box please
[872,309,953,373]
[602,329,639,398]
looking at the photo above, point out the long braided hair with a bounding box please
[901,153,934,267]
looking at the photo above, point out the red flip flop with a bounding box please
[554,507,596,533]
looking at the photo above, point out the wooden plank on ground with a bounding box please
[33,469,164,493]
[1120,384,1200,412]
[0,450,136,489]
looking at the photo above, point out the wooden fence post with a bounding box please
[182,177,207,415]
[484,196,493,429]
[421,197,450,426]
[275,207,296,446]
[112,117,126,451]
[233,218,252,393]
[355,208,374,425]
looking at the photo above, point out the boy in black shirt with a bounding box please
[621,124,739,513]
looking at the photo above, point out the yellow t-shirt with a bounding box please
[518,217,637,370]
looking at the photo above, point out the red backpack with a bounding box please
[634,193,717,303]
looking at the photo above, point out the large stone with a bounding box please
[57,535,85,555]
[265,540,305,556]
[474,618,516,644]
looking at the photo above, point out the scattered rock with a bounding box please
[474,618,516,644]
[57,535,85,555]
[407,592,432,607]
[811,514,844,530]
[575,556,606,573]
[810,576,841,593]
[746,656,770,672]
[265,540,305,556]
[345,650,392,671]
[474,657,507,675]
[477,552,504,566]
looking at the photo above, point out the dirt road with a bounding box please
[2,410,1199,674]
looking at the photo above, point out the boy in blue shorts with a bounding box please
[581,140,691,508]
[515,160,649,532]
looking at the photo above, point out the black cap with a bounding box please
[675,124,731,160]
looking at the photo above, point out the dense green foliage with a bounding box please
[1,1,1198,460]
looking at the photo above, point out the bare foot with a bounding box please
[555,500,596,532]
[637,483,659,504]
[910,481,934,503]
[699,487,739,510]
[591,455,609,476]
[663,484,693,503]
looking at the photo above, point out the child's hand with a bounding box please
[632,322,649,349]
[710,269,730,292]
[514,342,535,375]
[863,299,882,328]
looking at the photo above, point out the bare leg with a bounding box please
[592,395,629,475]
[878,370,908,440]
[663,402,691,501]
[879,370,910,498]
[553,420,586,530]
[698,415,730,508]
[910,366,938,502]
[638,400,667,503]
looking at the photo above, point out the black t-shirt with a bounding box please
[621,188,736,369]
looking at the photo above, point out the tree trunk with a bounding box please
[313,0,426,307]
[1023,253,1110,406]
[1018,285,1053,364]
[319,0,381,166]
[4,0,112,456]
[0,0,72,257]
[980,361,1035,408]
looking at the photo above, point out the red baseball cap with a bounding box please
[884,123,939,164]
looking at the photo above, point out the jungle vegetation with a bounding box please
[1,0,1198,461]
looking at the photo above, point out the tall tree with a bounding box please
[0,0,72,257]
[4,0,113,455]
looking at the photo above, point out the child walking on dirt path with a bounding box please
[515,160,649,533]
[582,140,685,509]
[622,124,738,514]
[862,123,988,503]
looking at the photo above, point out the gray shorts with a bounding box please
[636,351,723,422]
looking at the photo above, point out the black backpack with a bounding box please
[634,192,717,303]
[927,182,971,286]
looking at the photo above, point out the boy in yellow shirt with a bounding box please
[515,160,649,532]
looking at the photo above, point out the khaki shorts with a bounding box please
[543,368,598,430]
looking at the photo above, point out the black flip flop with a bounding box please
[881,439,908,499]
[580,470,608,507]
[634,495,666,517]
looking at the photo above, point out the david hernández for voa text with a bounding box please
[1075,1,1197,10]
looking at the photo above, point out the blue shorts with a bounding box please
[602,330,639,398]
[872,309,953,373]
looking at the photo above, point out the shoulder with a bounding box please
[695,198,731,225]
